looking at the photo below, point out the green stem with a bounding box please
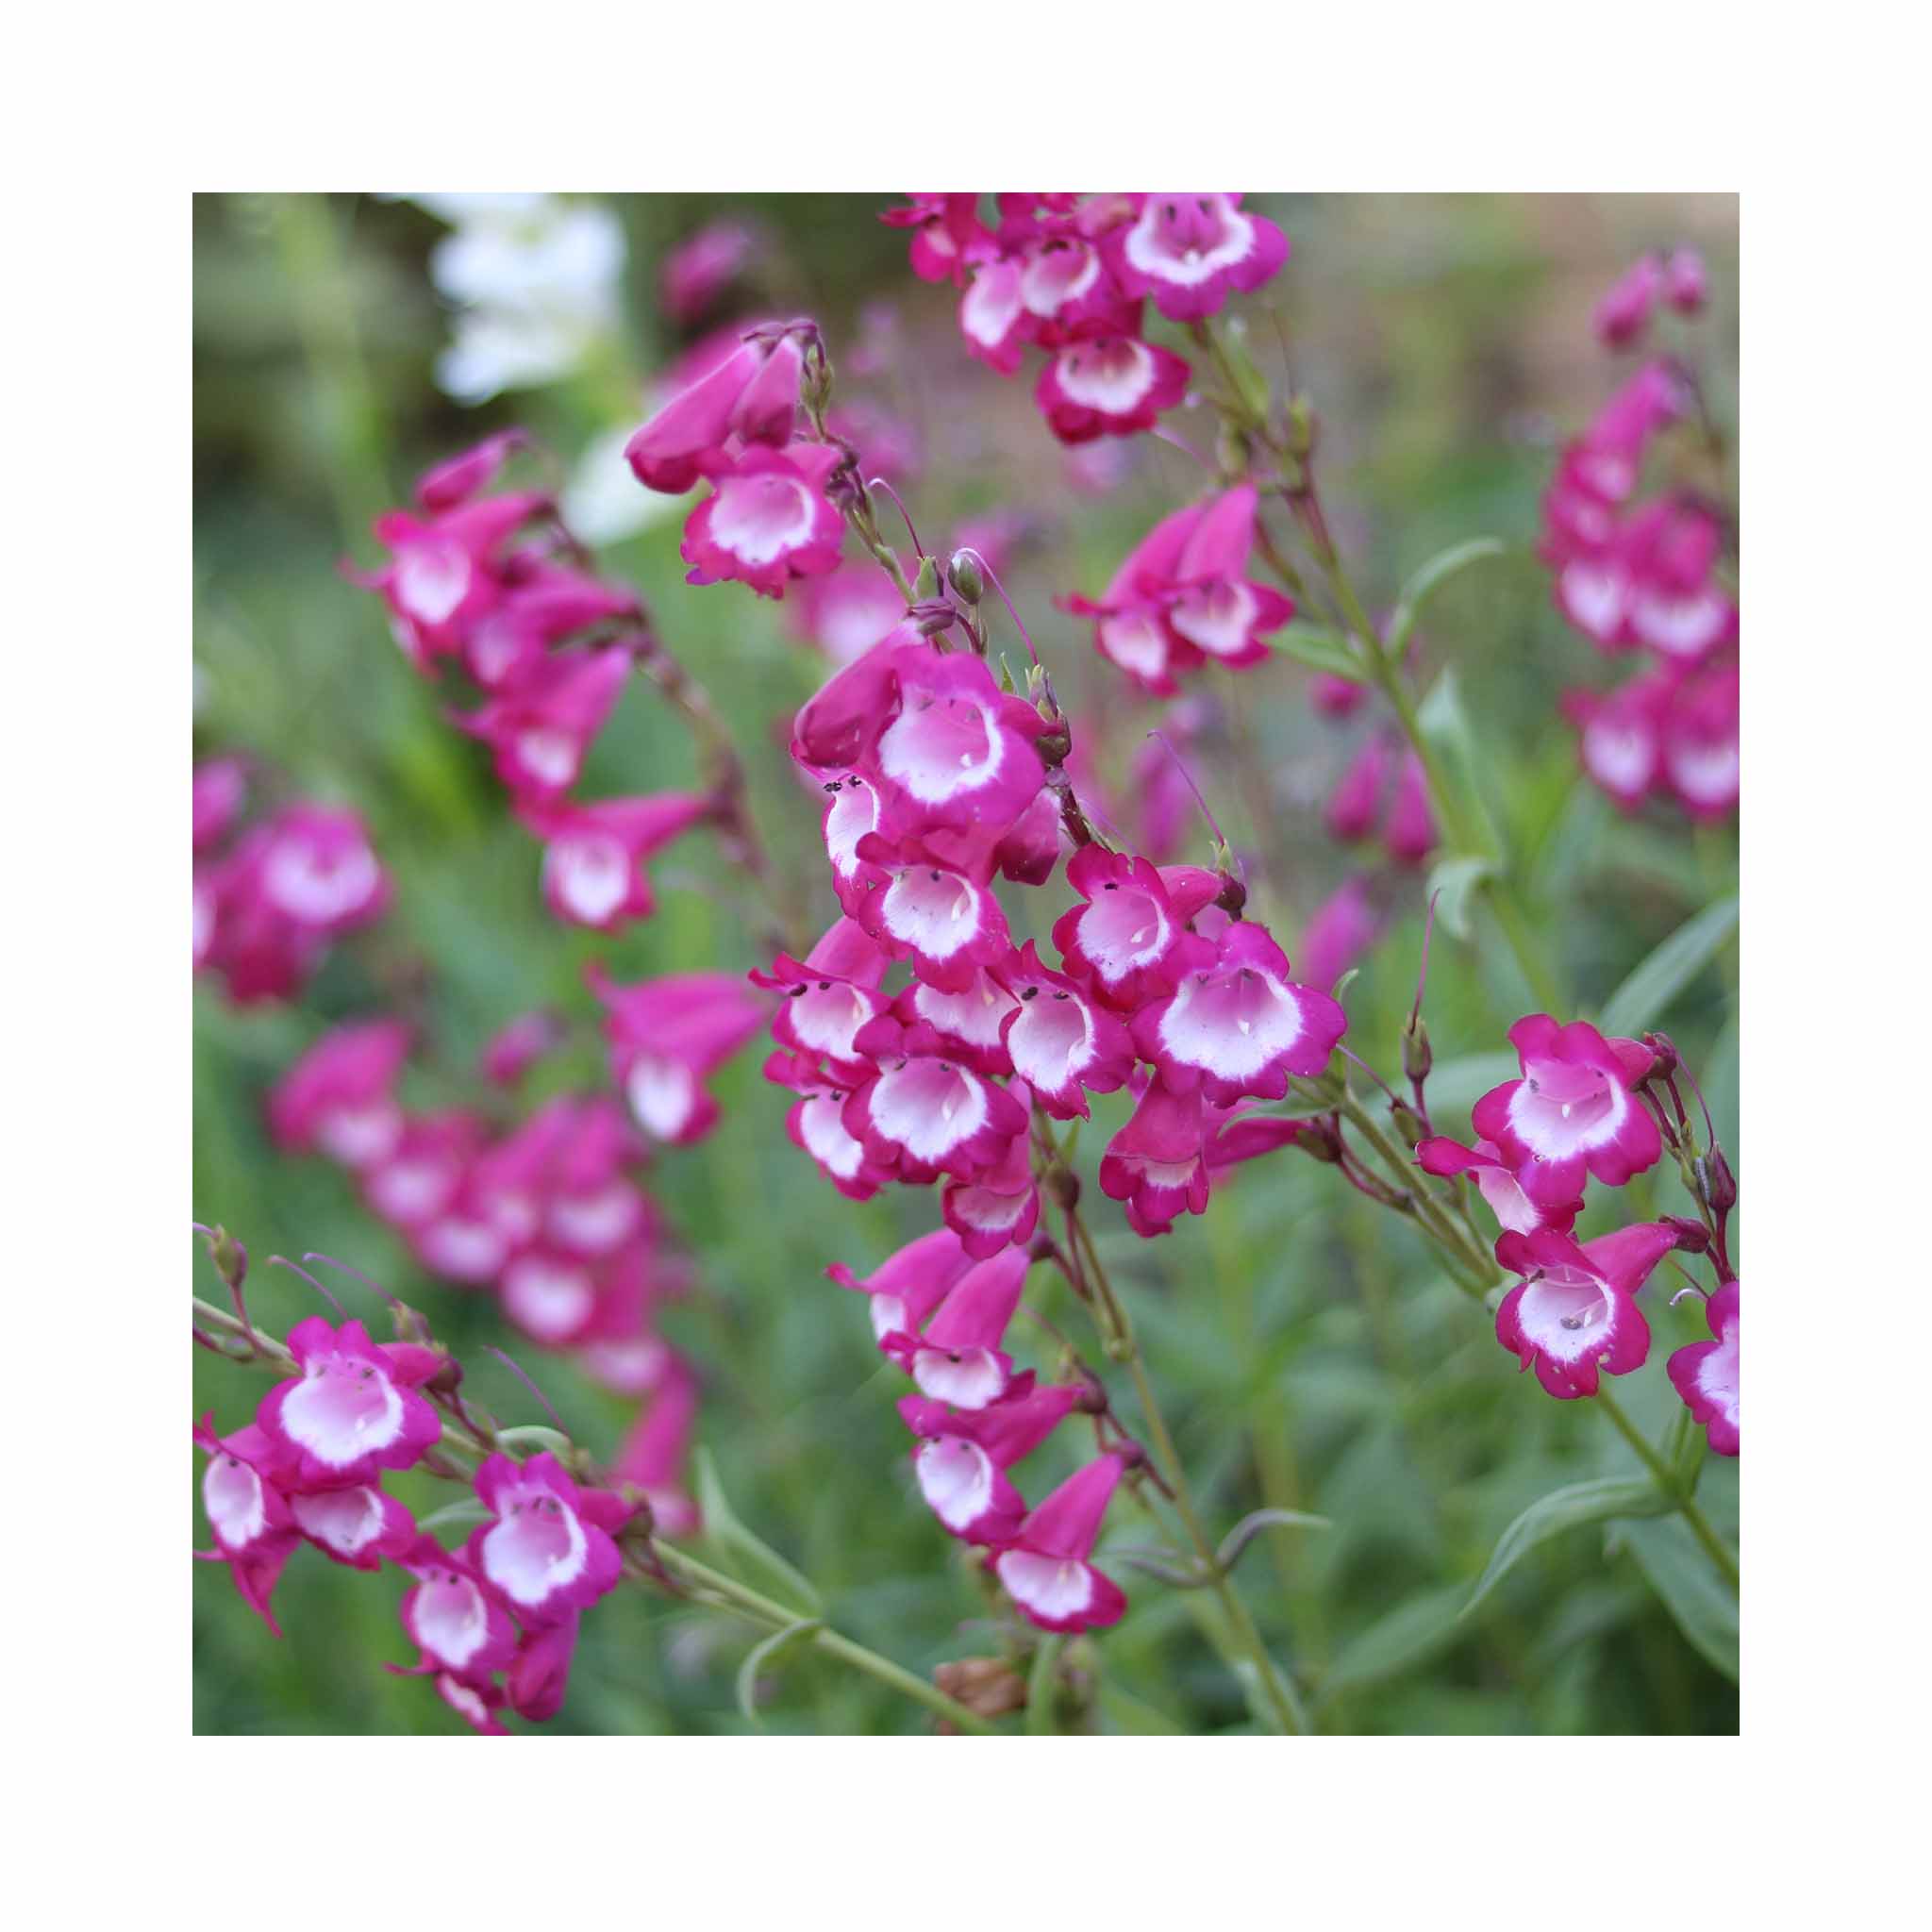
[1068,1214,1306,1735]
[652,1548,998,1735]
[1594,1385,1739,1593]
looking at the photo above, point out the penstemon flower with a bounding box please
[1669,1279,1740,1456]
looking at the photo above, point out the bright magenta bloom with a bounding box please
[991,1454,1128,1633]
[1493,1223,1681,1399]
[1668,1280,1740,1456]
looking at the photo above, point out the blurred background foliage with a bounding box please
[193,192,1739,1735]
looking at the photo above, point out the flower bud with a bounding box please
[1662,1216,1710,1254]
[947,549,985,605]
[934,1657,1027,1720]
[913,553,941,602]
[1403,1015,1433,1085]
[1641,1031,1679,1081]
[1044,1162,1080,1209]
[201,1224,248,1291]
[1696,1146,1738,1216]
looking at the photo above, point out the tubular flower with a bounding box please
[590,967,768,1146]
[194,1417,297,1636]
[1098,1081,1210,1238]
[289,1482,417,1572]
[1131,920,1347,1107]
[1051,845,1222,1012]
[392,1535,519,1681]
[255,1317,443,1488]
[995,941,1136,1120]
[941,1102,1041,1257]
[991,1454,1129,1633]
[1035,332,1191,445]
[898,1382,1083,1545]
[1415,1134,1583,1236]
[827,1226,981,1344]
[680,441,844,599]
[453,644,633,803]
[882,1248,1032,1408]
[469,1452,628,1624]
[1108,194,1289,322]
[1472,1015,1662,1206]
[842,1048,1030,1186]
[526,791,710,932]
[1493,1223,1682,1399]
[269,1019,412,1170]
[1065,500,1208,695]
[1668,1280,1740,1456]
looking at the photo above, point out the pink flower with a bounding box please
[1472,1015,1662,1206]
[774,1056,892,1201]
[1108,194,1289,322]
[842,1048,1029,1186]
[288,1480,417,1572]
[254,804,390,934]
[880,194,995,287]
[1099,1081,1210,1238]
[1309,672,1370,719]
[611,1362,702,1535]
[192,758,249,853]
[1382,751,1438,866]
[660,221,756,325]
[255,1317,443,1488]
[1157,484,1295,670]
[361,1109,490,1232]
[859,964,1020,1078]
[855,845,1016,992]
[1594,254,1663,349]
[459,560,640,691]
[898,1382,1082,1544]
[469,1452,628,1623]
[994,940,1135,1120]
[194,1416,297,1635]
[1050,845,1222,1012]
[507,1611,582,1722]
[454,644,633,803]
[1668,1280,1739,1456]
[1131,920,1347,1107]
[526,791,710,931]
[625,334,804,493]
[881,1248,1032,1408]
[959,257,1030,374]
[392,1535,518,1681]
[416,428,528,513]
[941,1106,1041,1257]
[1493,1223,1681,1399]
[1065,501,1207,695]
[1035,332,1191,444]
[1415,1134,1582,1236]
[1622,500,1736,663]
[1562,671,1673,812]
[681,441,843,599]
[1324,735,1390,841]
[1296,876,1382,996]
[990,1454,1128,1633]
[1662,248,1707,316]
[480,1009,564,1088]
[1659,663,1739,821]
[751,916,894,1085]
[826,1226,980,1344]
[269,1019,411,1169]
[362,491,550,665]
[591,968,768,1145]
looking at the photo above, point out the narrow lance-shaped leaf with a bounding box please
[1598,896,1740,1040]
[1462,1475,1672,1619]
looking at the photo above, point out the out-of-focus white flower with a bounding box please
[402,194,626,405]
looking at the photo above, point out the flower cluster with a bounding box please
[1542,261,1739,822]
[350,434,720,937]
[192,758,390,1003]
[1417,1015,1739,1447]
[828,1231,1129,1633]
[886,193,1288,448]
[1065,484,1296,695]
[268,1020,705,1482]
[1593,247,1707,350]
[192,1256,646,1734]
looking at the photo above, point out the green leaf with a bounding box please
[1318,1584,1470,1704]
[1597,896,1740,1039]
[734,1618,823,1728]
[692,1448,824,1619]
[1416,668,1504,859]
[414,1498,491,1533]
[1387,537,1507,654]
[1463,1476,1671,1619]
[1424,854,1495,941]
[1216,1508,1332,1575]
[1275,623,1365,681]
[1618,1514,1740,1681]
